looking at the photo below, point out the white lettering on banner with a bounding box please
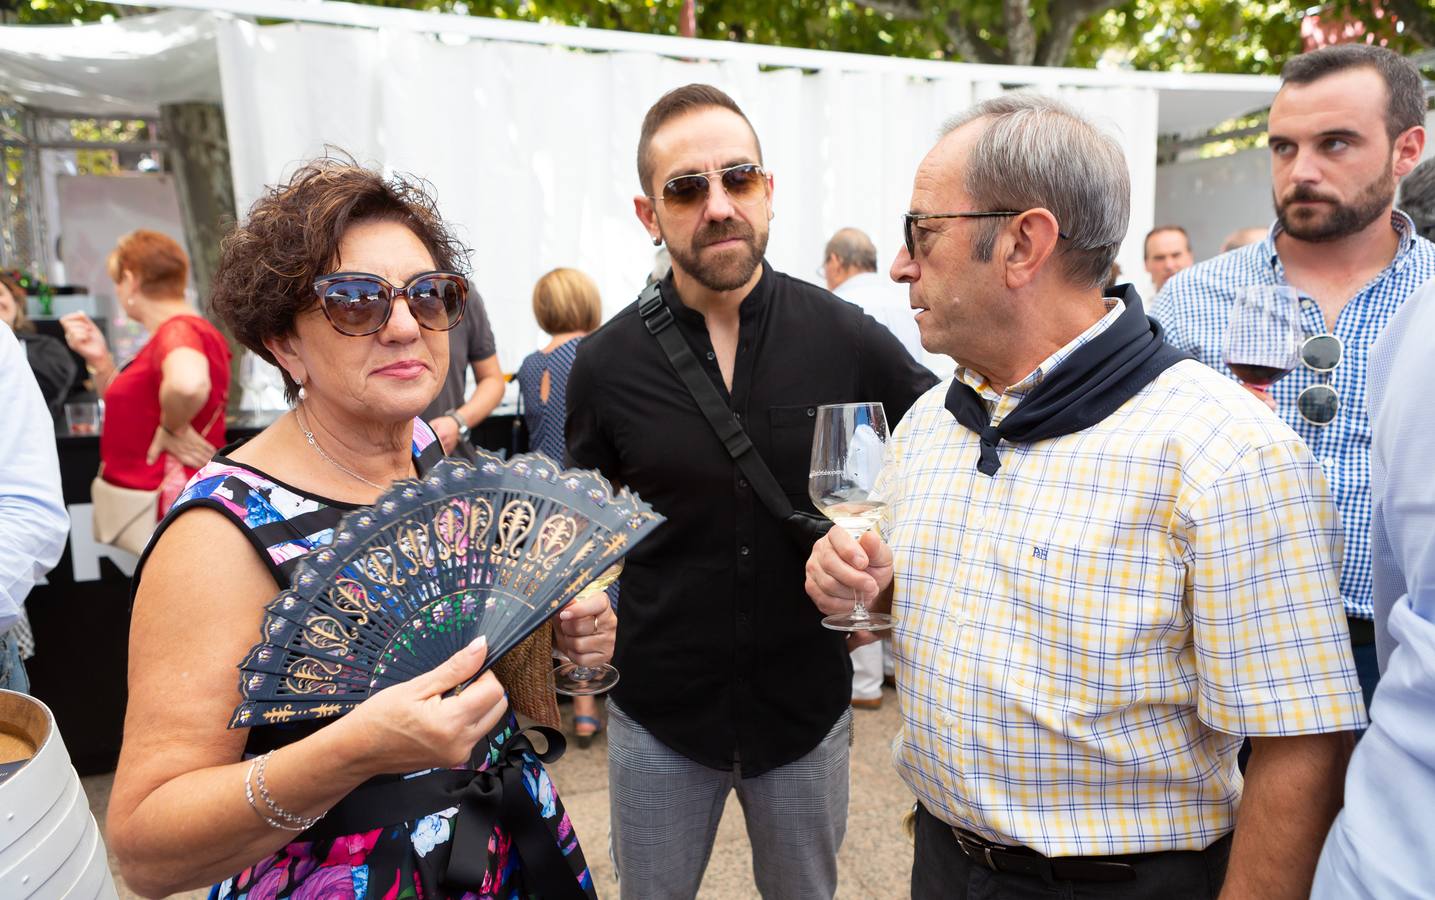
[68,502,137,582]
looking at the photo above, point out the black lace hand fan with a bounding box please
[229,451,662,729]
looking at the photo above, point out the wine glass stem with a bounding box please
[850,586,870,624]
[570,665,595,680]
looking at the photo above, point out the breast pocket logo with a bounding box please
[1031,545,1049,561]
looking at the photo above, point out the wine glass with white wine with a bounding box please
[551,561,622,696]
[808,402,893,632]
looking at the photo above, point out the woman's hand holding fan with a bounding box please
[332,635,510,776]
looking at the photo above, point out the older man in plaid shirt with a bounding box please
[1152,46,1434,716]
[806,93,1365,899]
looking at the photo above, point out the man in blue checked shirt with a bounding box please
[1151,44,1434,714]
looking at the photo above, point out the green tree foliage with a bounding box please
[483,0,942,56]
[3,0,132,23]
[1070,1,1307,73]
[1071,0,1430,74]
[6,0,1432,72]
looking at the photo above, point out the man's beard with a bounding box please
[1275,164,1394,243]
[664,219,769,292]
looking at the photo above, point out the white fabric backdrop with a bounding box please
[216,19,1156,373]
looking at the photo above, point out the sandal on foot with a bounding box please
[573,715,603,749]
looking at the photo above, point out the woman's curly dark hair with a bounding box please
[209,153,471,402]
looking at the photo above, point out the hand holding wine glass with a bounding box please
[808,402,893,632]
[551,561,622,696]
[1223,285,1302,406]
[804,525,894,652]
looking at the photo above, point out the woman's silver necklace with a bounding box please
[294,405,387,491]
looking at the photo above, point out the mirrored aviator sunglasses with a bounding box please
[313,271,468,337]
[1296,333,1342,427]
[659,164,768,212]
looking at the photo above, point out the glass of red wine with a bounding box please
[1223,285,1302,389]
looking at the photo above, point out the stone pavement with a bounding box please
[85,682,913,899]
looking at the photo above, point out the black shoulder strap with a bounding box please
[637,282,796,520]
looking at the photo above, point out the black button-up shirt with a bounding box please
[566,262,937,775]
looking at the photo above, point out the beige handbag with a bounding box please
[91,406,225,556]
[90,471,161,556]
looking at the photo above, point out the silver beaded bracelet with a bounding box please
[244,758,303,831]
[243,752,324,832]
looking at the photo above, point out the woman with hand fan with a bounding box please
[104,158,609,900]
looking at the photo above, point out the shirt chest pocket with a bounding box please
[767,404,819,497]
[986,530,1161,715]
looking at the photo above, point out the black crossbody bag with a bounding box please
[637,282,833,549]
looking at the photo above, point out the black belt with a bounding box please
[1347,615,1376,646]
[301,725,588,900]
[953,828,1137,883]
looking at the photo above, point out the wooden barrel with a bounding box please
[0,689,118,898]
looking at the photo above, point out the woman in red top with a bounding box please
[61,229,230,514]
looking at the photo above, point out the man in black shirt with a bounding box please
[566,84,936,899]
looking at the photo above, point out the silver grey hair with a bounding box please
[940,93,1129,290]
[824,227,878,271]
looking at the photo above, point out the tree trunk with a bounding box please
[1002,0,1038,65]
[159,102,242,410]
[1038,0,1128,67]
[158,102,234,315]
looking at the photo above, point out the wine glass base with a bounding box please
[552,662,620,697]
[822,612,894,633]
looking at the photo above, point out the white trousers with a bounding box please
[850,640,886,701]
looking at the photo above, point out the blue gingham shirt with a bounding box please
[1151,213,1435,620]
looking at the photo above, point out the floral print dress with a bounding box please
[212,721,591,900]
[136,420,596,900]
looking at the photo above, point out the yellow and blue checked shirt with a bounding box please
[883,300,1366,856]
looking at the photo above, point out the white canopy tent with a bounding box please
[0,9,223,115]
[0,2,1281,373]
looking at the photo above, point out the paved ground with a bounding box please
[84,683,914,899]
